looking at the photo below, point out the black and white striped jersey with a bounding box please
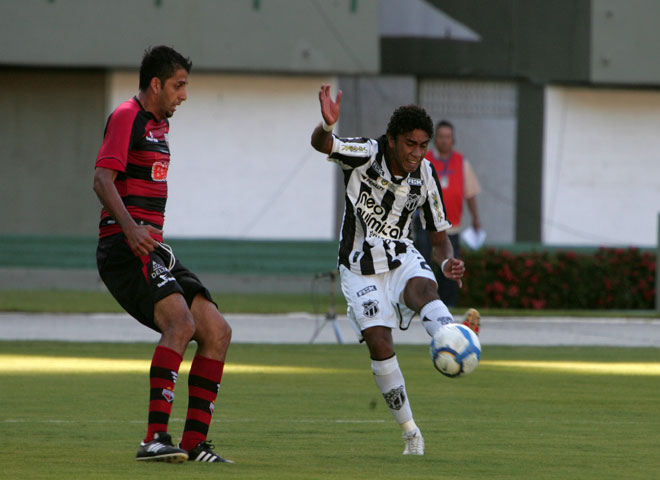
[329,134,451,275]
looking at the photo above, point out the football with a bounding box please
[430,324,481,378]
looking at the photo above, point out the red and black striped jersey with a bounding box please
[96,97,170,242]
[329,134,451,275]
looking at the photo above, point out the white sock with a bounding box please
[401,419,419,434]
[420,299,454,337]
[371,355,414,427]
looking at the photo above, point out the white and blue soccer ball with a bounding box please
[430,324,481,378]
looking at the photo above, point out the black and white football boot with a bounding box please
[136,432,188,463]
[184,440,234,463]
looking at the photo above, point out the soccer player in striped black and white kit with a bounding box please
[311,85,475,456]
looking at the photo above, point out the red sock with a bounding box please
[179,355,225,451]
[144,345,183,443]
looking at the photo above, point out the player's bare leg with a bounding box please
[363,326,424,455]
[155,293,196,355]
[363,325,395,360]
[178,294,234,463]
[190,295,232,361]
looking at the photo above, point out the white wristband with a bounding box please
[441,259,450,277]
[322,118,335,132]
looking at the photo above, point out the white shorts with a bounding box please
[339,249,437,342]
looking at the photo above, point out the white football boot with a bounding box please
[402,429,425,455]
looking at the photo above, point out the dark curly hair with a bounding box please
[139,45,192,91]
[386,105,434,139]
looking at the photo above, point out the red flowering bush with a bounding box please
[455,247,656,310]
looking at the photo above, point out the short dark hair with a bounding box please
[139,45,192,91]
[436,120,454,133]
[386,105,434,139]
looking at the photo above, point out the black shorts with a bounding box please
[96,234,215,332]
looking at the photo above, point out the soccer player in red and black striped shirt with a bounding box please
[93,46,232,464]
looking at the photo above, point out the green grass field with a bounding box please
[2,341,659,479]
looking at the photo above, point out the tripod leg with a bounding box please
[332,317,343,344]
[309,318,328,343]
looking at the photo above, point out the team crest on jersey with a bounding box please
[362,299,379,318]
[151,161,169,181]
[405,193,421,211]
[408,177,423,186]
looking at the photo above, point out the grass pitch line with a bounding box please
[5,354,660,376]
[482,360,660,375]
[1,354,360,375]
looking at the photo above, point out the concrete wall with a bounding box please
[0,68,337,240]
[108,71,337,240]
[419,79,518,244]
[543,86,660,246]
[0,0,379,74]
[591,0,660,85]
[0,70,105,236]
[337,76,418,139]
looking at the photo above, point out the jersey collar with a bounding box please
[133,96,160,122]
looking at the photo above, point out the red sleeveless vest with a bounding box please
[425,150,464,227]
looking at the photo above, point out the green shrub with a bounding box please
[455,247,657,309]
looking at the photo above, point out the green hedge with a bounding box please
[458,247,657,309]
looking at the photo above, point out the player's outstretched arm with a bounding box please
[93,167,160,256]
[430,231,465,288]
[311,84,342,154]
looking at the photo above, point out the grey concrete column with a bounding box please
[656,213,660,311]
